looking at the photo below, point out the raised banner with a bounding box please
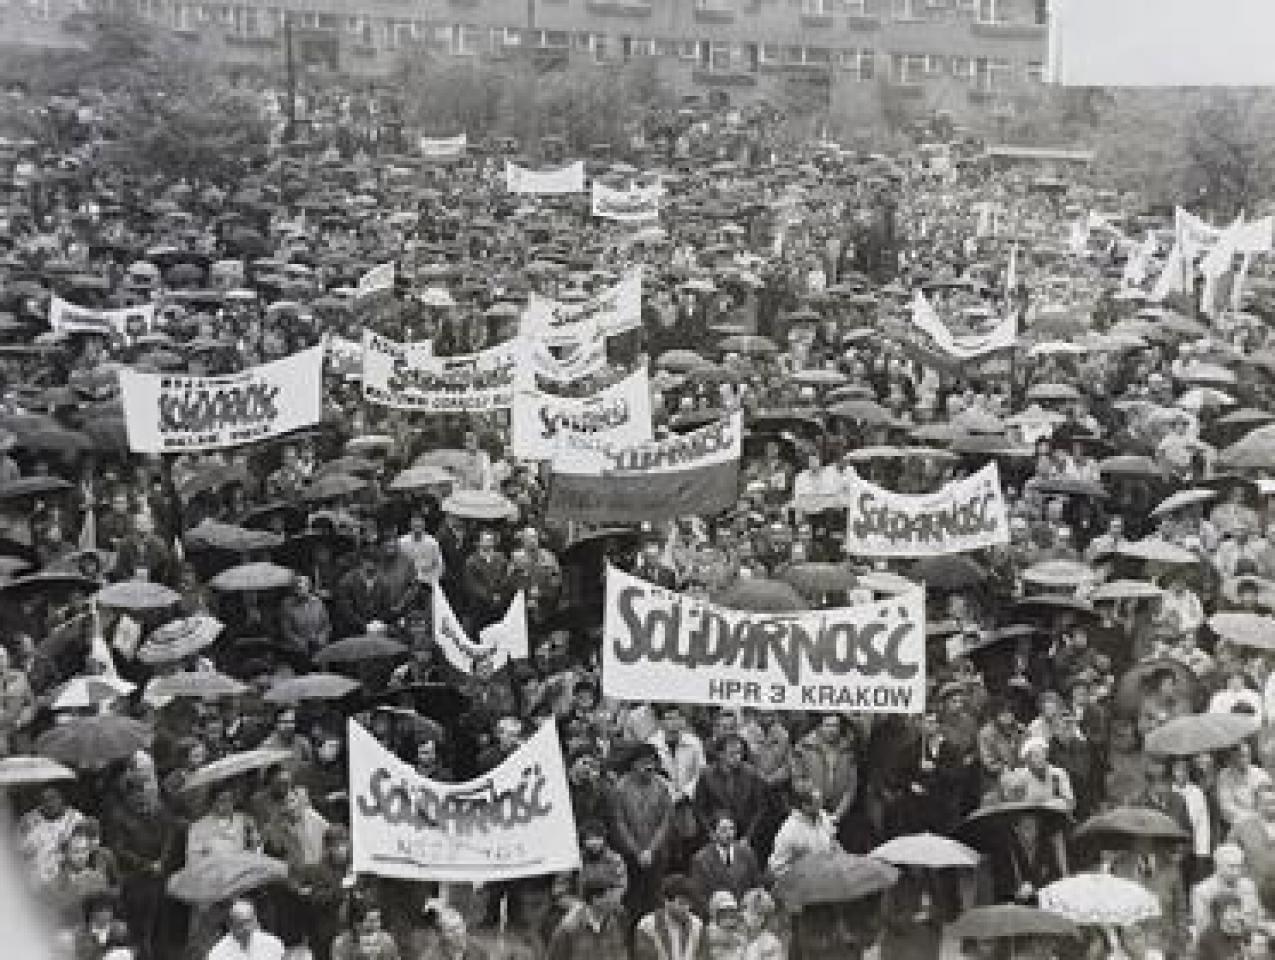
[50,296,155,337]
[348,718,579,882]
[119,346,324,453]
[418,133,467,160]
[521,269,643,346]
[506,161,585,196]
[362,332,524,412]
[527,336,608,384]
[910,293,1017,359]
[603,566,925,714]
[432,586,528,675]
[511,369,653,461]
[547,413,741,523]
[842,462,1009,557]
[357,262,396,298]
[592,182,661,222]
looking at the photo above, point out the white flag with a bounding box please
[432,586,526,674]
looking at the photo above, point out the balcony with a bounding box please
[585,0,654,14]
[693,6,736,23]
[847,13,881,29]
[692,69,757,86]
[970,20,1047,40]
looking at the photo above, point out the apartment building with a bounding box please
[1,0,1050,129]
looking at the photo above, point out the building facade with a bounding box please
[2,0,1050,130]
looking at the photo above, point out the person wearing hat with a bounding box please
[1000,737,1075,813]
[612,741,675,922]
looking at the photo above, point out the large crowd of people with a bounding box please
[2,78,1275,960]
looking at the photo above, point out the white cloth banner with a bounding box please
[357,262,396,298]
[418,133,467,160]
[50,296,155,337]
[120,346,324,454]
[505,161,585,196]
[592,182,661,222]
[527,336,608,384]
[362,332,525,412]
[512,369,653,461]
[348,718,579,882]
[603,566,926,714]
[910,293,1017,359]
[842,462,1010,558]
[432,587,528,675]
[521,269,643,346]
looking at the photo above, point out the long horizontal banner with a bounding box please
[120,346,324,453]
[419,133,467,160]
[592,182,661,222]
[506,161,585,196]
[362,332,524,412]
[521,269,643,346]
[512,369,653,461]
[603,566,925,714]
[911,293,1017,359]
[349,718,579,882]
[547,413,741,523]
[843,462,1009,557]
[50,296,155,337]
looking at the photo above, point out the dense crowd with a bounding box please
[3,82,1275,960]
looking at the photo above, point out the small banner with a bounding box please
[505,161,586,196]
[362,332,525,412]
[910,293,1017,359]
[512,368,653,461]
[432,586,529,675]
[50,296,155,337]
[418,133,467,160]
[120,346,324,453]
[348,718,579,882]
[603,566,926,714]
[521,269,643,346]
[842,462,1010,558]
[357,262,396,298]
[592,181,661,222]
[547,413,741,523]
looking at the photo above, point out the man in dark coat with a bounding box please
[693,734,767,849]
[688,811,761,903]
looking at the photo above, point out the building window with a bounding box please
[1035,0,1048,24]
[950,54,975,80]
[759,42,780,64]
[924,53,945,75]
[1025,60,1045,82]
[591,33,609,62]
[839,48,875,80]
[630,37,655,56]
[893,0,918,19]
[976,0,997,23]
[975,55,1011,89]
[694,0,733,11]
[892,52,927,82]
[801,0,833,14]
[533,29,569,47]
[451,23,481,55]
[677,39,700,59]
[710,40,731,69]
[845,0,868,12]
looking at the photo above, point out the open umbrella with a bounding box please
[51,675,136,711]
[949,904,1079,941]
[95,579,181,611]
[1151,488,1217,518]
[1099,455,1164,478]
[1033,476,1109,499]
[712,578,806,613]
[0,756,77,788]
[314,634,409,666]
[828,399,898,426]
[1115,659,1202,715]
[442,489,518,521]
[34,715,153,770]
[184,519,284,554]
[1116,538,1198,564]
[146,671,247,700]
[780,562,858,596]
[869,833,979,869]
[1143,712,1261,757]
[1027,383,1082,402]
[210,562,296,593]
[1091,580,1163,602]
[389,465,455,493]
[1038,873,1161,927]
[1076,807,1188,846]
[1021,560,1096,590]
[718,334,778,356]
[137,615,224,664]
[772,851,898,908]
[0,476,74,500]
[911,556,987,591]
[656,349,708,372]
[263,673,360,703]
[166,852,288,907]
[180,748,295,793]
[1209,612,1275,650]
[301,473,368,501]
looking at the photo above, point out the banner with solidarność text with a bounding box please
[511,368,653,461]
[361,332,525,412]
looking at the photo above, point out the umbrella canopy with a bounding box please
[1021,560,1096,589]
[1152,488,1217,518]
[1116,538,1198,564]
[0,755,76,788]
[263,673,361,703]
[301,473,368,501]
[146,671,247,700]
[949,905,1079,941]
[1027,382,1082,402]
[869,833,979,869]
[34,715,153,770]
[389,465,456,493]
[210,562,296,593]
[1038,873,1161,927]
[137,615,224,664]
[95,579,181,611]
[1092,580,1164,602]
[1116,658,1203,715]
[1099,455,1164,478]
[314,634,409,665]
[51,675,135,711]
[1033,476,1109,499]
[911,556,987,591]
[712,578,806,613]
[780,562,858,596]
[442,489,519,521]
[184,519,284,554]
[828,399,898,425]
[180,748,295,793]
[1209,612,1275,650]
[656,349,708,372]
[772,850,899,908]
[1143,712,1261,757]
[718,334,778,356]
[166,852,288,907]
[1076,807,1188,846]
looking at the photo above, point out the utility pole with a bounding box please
[284,9,297,142]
